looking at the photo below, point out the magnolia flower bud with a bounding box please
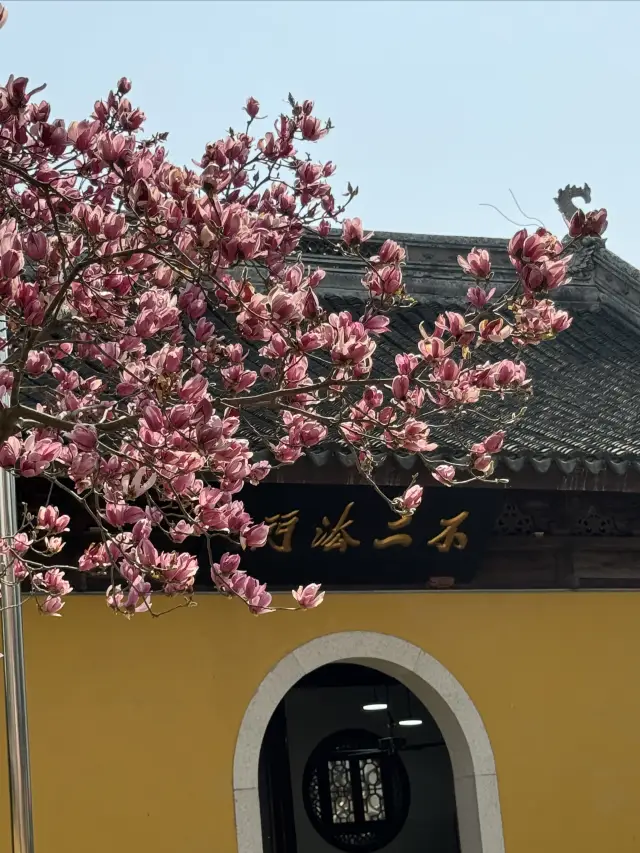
[69,424,97,452]
[37,505,59,530]
[24,231,47,261]
[142,404,164,432]
[245,97,260,119]
[392,375,409,400]
[0,437,20,468]
[342,217,364,246]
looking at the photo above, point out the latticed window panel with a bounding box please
[307,766,322,821]
[328,759,355,823]
[359,758,386,822]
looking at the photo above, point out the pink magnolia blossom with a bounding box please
[240,522,269,550]
[45,536,64,554]
[433,464,456,485]
[159,552,198,594]
[391,419,437,454]
[300,116,327,141]
[18,437,61,477]
[105,502,147,528]
[107,576,151,615]
[479,318,511,344]
[479,431,505,454]
[136,538,158,567]
[568,208,608,238]
[458,247,491,279]
[371,239,406,265]
[69,425,97,452]
[473,454,494,473]
[25,351,51,376]
[24,231,47,261]
[395,484,423,513]
[41,596,64,616]
[363,315,390,336]
[10,559,28,582]
[212,552,242,579]
[12,533,31,554]
[392,375,409,400]
[292,583,325,609]
[395,353,420,375]
[39,568,72,596]
[342,218,364,246]
[467,286,496,308]
[36,505,70,533]
[243,577,273,614]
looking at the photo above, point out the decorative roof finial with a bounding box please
[554,183,592,225]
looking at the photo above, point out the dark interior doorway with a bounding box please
[259,663,461,853]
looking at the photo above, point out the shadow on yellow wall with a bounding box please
[1,590,640,853]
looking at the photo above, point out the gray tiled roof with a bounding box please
[283,231,640,476]
[330,296,640,469]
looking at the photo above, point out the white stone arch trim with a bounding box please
[233,631,506,853]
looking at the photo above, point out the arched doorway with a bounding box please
[233,632,505,853]
[260,662,459,852]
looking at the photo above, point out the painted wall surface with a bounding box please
[284,684,458,853]
[1,591,640,853]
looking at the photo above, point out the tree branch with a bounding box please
[219,376,395,409]
[15,405,137,434]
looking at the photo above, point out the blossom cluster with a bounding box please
[0,66,606,617]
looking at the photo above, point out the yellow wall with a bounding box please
[2,591,640,853]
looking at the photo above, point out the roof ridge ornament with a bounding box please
[554,183,592,225]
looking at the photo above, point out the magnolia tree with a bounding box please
[0,44,608,619]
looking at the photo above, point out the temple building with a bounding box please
[3,201,640,853]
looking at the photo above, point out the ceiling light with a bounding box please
[398,718,423,727]
[362,703,388,712]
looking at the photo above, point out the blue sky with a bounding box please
[2,1,640,263]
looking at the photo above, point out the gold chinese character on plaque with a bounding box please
[428,511,469,553]
[265,509,299,553]
[373,514,413,550]
[312,502,361,553]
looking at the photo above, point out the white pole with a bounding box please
[0,316,35,853]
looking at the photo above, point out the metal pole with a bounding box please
[0,314,35,853]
